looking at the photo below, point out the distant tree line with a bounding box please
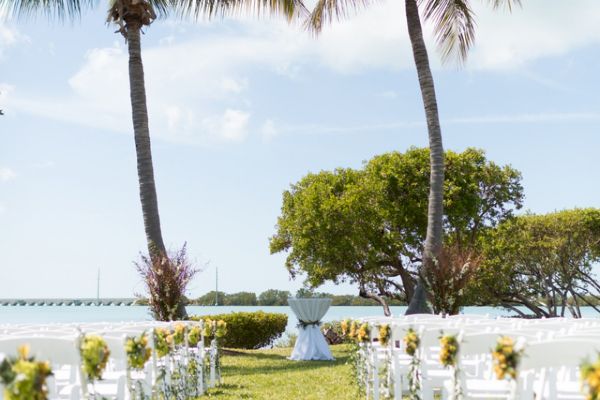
[189,289,406,306]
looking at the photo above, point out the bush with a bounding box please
[191,311,288,349]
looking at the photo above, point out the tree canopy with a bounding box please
[477,208,600,317]
[270,147,523,313]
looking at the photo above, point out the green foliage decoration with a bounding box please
[0,345,53,400]
[80,335,110,382]
[187,325,202,348]
[154,328,172,358]
[378,324,391,346]
[581,354,600,400]
[171,323,186,347]
[125,333,151,370]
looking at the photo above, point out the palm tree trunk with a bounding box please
[404,0,444,315]
[126,21,167,260]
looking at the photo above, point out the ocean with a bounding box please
[1,305,598,333]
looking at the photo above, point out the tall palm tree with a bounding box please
[4,0,307,319]
[107,0,307,263]
[307,0,520,314]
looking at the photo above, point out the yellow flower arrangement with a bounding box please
[188,325,202,348]
[80,335,110,382]
[171,323,186,346]
[439,335,459,368]
[154,328,172,358]
[125,333,152,370]
[215,320,227,338]
[202,319,214,338]
[403,328,420,357]
[378,324,391,346]
[341,319,350,336]
[492,336,523,380]
[356,323,371,343]
[581,355,600,400]
[403,328,421,398]
[348,320,358,339]
[201,319,228,339]
[0,345,53,400]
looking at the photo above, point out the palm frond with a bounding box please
[170,0,309,22]
[487,0,521,12]
[305,0,373,34]
[0,0,96,20]
[148,0,170,18]
[420,0,475,64]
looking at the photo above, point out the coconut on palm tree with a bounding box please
[307,0,520,314]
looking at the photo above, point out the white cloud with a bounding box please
[306,0,600,72]
[260,119,279,142]
[469,0,600,70]
[6,0,600,143]
[0,167,16,182]
[221,77,248,94]
[270,112,600,137]
[0,10,28,60]
[204,109,250,142]
[9,42,255,144]
[0,82,11,104]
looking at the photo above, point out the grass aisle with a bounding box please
[198,344,362,399]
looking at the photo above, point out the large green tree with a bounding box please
[306,0,520,314]
[270,147,523,315]
[5,0,307,320]
[478,208,600,318]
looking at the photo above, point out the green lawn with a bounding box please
[198,345,362,399]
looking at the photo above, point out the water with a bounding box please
[0,305,598,333]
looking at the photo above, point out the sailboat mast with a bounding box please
[215,266,219,306]
[96,268,100,305]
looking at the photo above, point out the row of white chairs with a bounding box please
[0,320,221,400]
[354,314,600,400]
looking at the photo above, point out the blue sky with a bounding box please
[1,0,599,299]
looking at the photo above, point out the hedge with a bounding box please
[191,311,288,349]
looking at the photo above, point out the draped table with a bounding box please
[287,297,334,361]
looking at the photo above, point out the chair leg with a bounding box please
[421,379,434,400]
[392,356,402,400]
[372,352,380,400]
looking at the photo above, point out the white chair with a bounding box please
[520,338,600,400]
[443,332,524,400]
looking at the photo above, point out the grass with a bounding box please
[198,344,362,399]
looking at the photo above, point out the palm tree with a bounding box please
[307,0,520,314]
[4,0,307,319]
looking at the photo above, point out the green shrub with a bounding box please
[190,311,288,349]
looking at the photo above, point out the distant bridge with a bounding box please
[0,298,141,306]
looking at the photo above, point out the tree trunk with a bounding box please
[126,22,167,260]
[404,0,444,315]
[126,20,187,320]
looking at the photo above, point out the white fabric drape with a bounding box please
[288,298,334,361]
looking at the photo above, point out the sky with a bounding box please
[1,0,599,299]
